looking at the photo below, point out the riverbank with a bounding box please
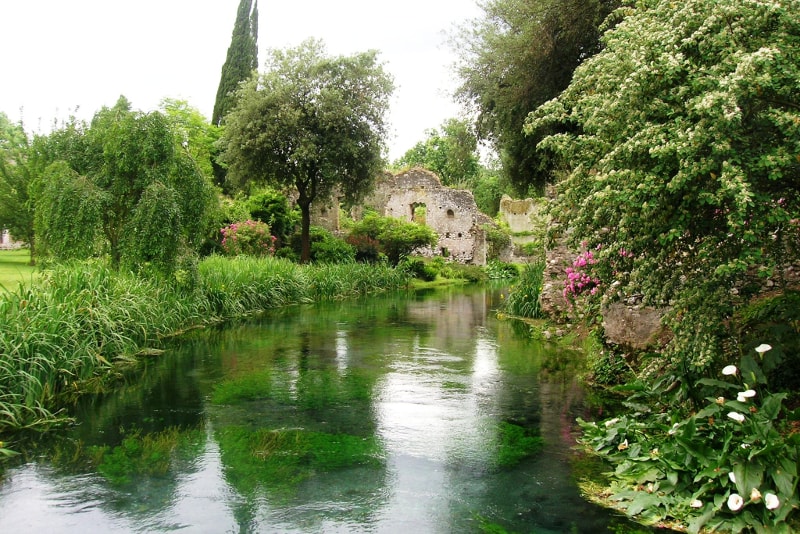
[0,256,410,433]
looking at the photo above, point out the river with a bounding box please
[0,285,638,533]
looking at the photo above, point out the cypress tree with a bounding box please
[212,0,258,127]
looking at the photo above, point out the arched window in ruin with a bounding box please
[446,209,455,218]
[411,202,427,224]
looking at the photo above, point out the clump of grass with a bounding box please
[0,260,200,431]
[503,260,545,319]
[211,370,276,405]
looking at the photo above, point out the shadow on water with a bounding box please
[0,285,665,533]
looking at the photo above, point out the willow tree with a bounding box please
[35,98,217,273]
[220,39,394,263]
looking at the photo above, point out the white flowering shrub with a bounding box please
[527,0,800,374]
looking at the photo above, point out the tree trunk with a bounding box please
[299,200,312,264]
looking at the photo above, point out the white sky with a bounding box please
[0,0,481,161]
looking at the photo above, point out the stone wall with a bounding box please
[355,168,491,264]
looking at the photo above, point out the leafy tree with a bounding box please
[528,0,800,377]
[0,113,36,262]
[212,0,259,127]
[160,98,221,180]
[35,97,218,273]
[394,118,480,187]
[220,39,394,263]
[348,213,438,265]
[453,0,620,195]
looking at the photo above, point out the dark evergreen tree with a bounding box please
[212,0,259,126]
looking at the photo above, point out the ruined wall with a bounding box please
[356,168,489,264]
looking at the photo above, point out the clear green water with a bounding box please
[0,286,641,533]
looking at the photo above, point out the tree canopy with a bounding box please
[35,97,218,272]
[0,113,37,261]
[528,0,800,368]
[393,118,480,188]
[220,39,394,262]
[453,0,620,194]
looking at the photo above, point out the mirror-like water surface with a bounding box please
[0,286,634,533]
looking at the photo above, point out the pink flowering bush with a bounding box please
[563,249,601,302]
[220,220,276,257]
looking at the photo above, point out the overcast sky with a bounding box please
[0,0,481,160]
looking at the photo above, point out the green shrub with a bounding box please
[485,260,520,279]
[312,235,356,264]
[401,258,438,281]
[483,223,511,260]
[439,262,487,283]
[348,213,438,265]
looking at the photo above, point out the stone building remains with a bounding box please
[352,168,494,265]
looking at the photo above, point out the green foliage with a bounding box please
[503,260,545,319]
[453,0,619,193]
[0,113,36,259]
[245,187,298,246]
[484,260,520,279]
[482,223,512,261]
[529,0,800,386]
[220,220,275,257]
[159,98,221,179]
[348,213,438,265]
[220,39,394,262]
[580,346,799,532]
[311,234,356,264]
[34,98,218,272]
[393,118,481,187]
[736,291,800,392]
[401,257,439,281]
[215,425,383,496]
[0,256,408,430]
[471,167,511,217]
[212,0,258,127]
[90,426,204,486]
[438,262,487,283]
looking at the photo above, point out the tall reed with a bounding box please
[503,260,545,319]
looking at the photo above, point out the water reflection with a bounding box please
[0,285,638,533]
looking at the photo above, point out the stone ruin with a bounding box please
[349,168,495,265]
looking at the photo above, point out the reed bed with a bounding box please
[0,256,409,431]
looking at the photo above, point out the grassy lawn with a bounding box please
[0,248,36,292]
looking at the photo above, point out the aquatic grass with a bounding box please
[494,421,543,468]
[89,426,205,485]
[0,261,204,430]
[215,425,384,497]
[211,370,276,405]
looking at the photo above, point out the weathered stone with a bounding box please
[354,168,496,264]
[602,302,667,350]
